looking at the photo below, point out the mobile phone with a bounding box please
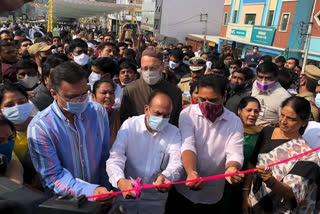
[126,24,136,29]
[232,41,236,49]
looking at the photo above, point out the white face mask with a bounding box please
[18,76,38,89]
[206,61,212,69]
[120,81,130,86]
[142,71,162,85]
[88,72,101,88]
[229,68,236,74]
[73,53,89,66]
[169,61,179,70]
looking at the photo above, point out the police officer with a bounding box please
[297,64,320,122]
[178,57,206,106]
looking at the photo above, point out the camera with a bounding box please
[126,24,136,30]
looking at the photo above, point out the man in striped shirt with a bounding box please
[27,62,113,204]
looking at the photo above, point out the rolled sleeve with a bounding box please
[225,119,244,167]
[161,130,183,182]
[179,110,197,155]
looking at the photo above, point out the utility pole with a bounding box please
[302,0,317,73]
[200,13,208,52]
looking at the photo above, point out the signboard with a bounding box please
[141,0,156,32]
[250,25,276,46]
[243,0,266,4]
[226,23,253,43]
[231,29,247,37]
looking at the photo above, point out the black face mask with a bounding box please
[229,82,247,92]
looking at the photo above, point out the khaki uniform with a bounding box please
[297,92,319,122]
[178,77,192,106]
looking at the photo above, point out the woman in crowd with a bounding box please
[243,96,320,214]
[182,80,199,109]
[221,96,262,213]
[0,83,38,184]
[238,96,262,169]
[91,79,120,147]
[0,115,23,184]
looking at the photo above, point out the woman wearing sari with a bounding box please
[243,96,320,214]
[221,96,262,213]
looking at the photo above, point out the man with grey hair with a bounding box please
[120,47,182,126]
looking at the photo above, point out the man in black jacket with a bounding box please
[225,67,253,114]
[31,54,68,111]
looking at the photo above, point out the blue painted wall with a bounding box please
[308,37,320,53]
[304,37,320,61]
[229,0,236,23]
[237,0,243,23]
[272,0,282,27]
[287,0,313,52]
[261,0,270,25]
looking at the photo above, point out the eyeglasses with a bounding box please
[57,90,89,103]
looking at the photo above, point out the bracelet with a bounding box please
[242,188,250,191]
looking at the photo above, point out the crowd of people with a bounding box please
[0,21,319,214]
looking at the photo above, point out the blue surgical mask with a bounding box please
[0,140,15,162]
[250,67,256,74]
[184,61,190,66]
[63,95,89,114]
[147,108,169,132]
[316,93,320,108]
[2,103,32,124]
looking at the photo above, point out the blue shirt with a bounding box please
[28,100,110,197]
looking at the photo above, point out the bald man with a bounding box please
[107,90,183,214]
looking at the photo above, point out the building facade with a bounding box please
[141,0,224,43]
[108,0,142,33]
[219,0,317,63]
[307,0,320,63]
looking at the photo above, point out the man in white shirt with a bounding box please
[167,74,244,213]
[107,91,183,214]
[303,121,320,158]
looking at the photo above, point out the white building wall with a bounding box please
[159,0,224,42]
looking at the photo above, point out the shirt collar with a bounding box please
[52,100,84,121]
[141,114,162,135]
[141,115,148,132]
[40,83,51,95]
[298,92,315,97]
[194,104,228,122]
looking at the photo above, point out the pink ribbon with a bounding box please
[130,177,142,198]
[87,146,320,199]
